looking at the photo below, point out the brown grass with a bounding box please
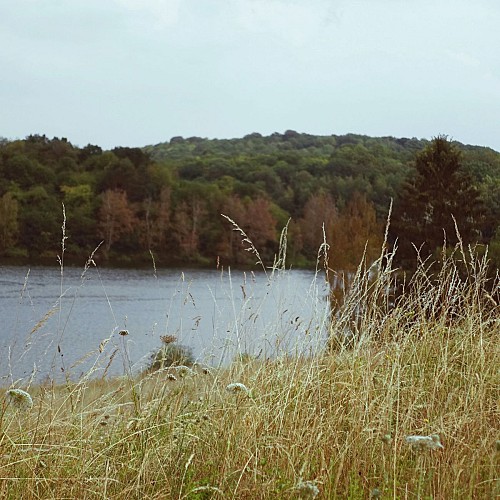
[1,230,499,499]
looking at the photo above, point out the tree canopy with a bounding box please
[0,132,498,269]
[391,136,486,268]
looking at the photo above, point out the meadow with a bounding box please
[1,229,499,499]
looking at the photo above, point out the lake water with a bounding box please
[0,265,330,386]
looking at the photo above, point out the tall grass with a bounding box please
[0,221,499,499]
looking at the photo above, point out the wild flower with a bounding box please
[295,480,319,499]
[193,362,211,375]
[5,388,33,410]
[405,434,444,451]
[118,330,129,336]
[225,382,250,395]
[171,365,195,378]
[160,334,177,344]
[381,433,392,445]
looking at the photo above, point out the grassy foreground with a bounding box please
[1,251,499,499]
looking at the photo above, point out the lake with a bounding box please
[0,265,330,386]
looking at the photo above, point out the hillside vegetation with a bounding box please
[1,131,499,497]
[1,132,499,268]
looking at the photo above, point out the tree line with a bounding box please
[0,132,499,270]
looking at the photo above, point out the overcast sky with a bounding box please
[1,0,499,151]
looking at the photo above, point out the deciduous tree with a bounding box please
[299,191,337,260]
[0,192,18,255]
[329,192,382,272]
[98,190,136,255]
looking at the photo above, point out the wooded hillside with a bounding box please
[1,132,499,268]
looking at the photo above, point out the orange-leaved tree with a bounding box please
[98,189,136,255]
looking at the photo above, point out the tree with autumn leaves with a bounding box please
[219,196,279,266]
[328,192,382,272]
[98,190,136,256]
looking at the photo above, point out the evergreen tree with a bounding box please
[391,136,484,268]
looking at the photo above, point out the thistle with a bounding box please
[226,382,250,395]
[405,434,444,451]
[5,388,33,410]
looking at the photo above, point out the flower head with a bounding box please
[381,433,392,445]
[405,434,443,451]
[225,382,250,395]
[5,389,33,410]
[160,334,177,344]
[171,365,195,378]
[295,480,319,499]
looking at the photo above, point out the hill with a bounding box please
[0,132,499,267]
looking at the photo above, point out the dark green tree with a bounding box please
[391,136,484,268]
[18,186,60,259]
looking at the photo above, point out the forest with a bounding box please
[0,131,499,270]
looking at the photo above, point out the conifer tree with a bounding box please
[391,136,484,268]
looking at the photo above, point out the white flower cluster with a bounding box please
[170,365,195,378]
[295,480,320,499]
[225,383,250,395]
[405,434,444,451]
[5,389,33,410]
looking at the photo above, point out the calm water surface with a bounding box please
[0,265,329,385]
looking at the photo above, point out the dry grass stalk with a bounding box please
[0,225,498,498]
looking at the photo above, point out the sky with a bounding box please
[1,0,499,151]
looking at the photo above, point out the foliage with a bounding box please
[0,133,498,269]
[98,189,137,255]
[0,192,18,256]
[391,136,486,268]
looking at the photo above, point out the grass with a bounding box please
[0,222,499,498]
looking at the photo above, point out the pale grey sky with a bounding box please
[1,0,499,151]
